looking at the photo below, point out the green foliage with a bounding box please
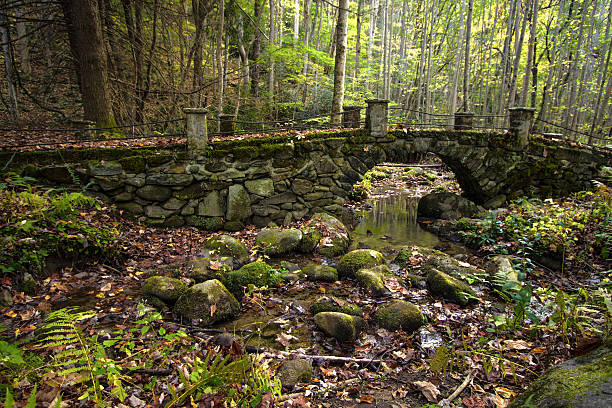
[348,167,391,201]
[0,178,119,276]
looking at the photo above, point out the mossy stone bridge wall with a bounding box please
[3,128,610,228]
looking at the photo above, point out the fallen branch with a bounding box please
[438,370,476,406]
[277,378,361,402]
[245,346,387,367]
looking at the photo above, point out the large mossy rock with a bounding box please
[142,276,187,304]
[425,253,479,280]
[225,261,281,295]
[417,192,482,220]
[301,264,338,282]
[337,249,385,278]
[310,296,362,316]
[310,213,351,257]
[509,339,612,408]
[276,359,313,388]
[255,228,303,256]
[375,300,425,332]
[205,235,250,268]
[186,257,233,283]
[355,265,390,296]
[174,279,240,325]
[486,255,520,291]
[393,246,440,267]
[313,312,365,342]
[427,269,478,306]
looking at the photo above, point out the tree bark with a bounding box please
[15,7,30,75]
[0,4,18,121]
[353,0,362,84]
[331,0,350,125]
[217,0,224,130]
[449,0,466,124]
[61,0,115,127]
[251,0,263,97]
[461,0,473,112]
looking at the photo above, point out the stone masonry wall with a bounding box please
[4,129,611,229]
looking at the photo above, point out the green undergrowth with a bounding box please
[0,173,120,278]
[454,186,612,265]
[349,166,392,201]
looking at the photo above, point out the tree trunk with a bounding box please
[61,0,115,127]
[507,0,528,109]
[217,0,224,131]
[589,5,612,143]
[293,0,300,44]
[269,0,276,94]
[331,0,349,125]
[462,0,473,112]
[251,0,263,97]
[353,0,362,85]
[0,4,18,121]
[15,7,30,75]
[449,0,466,124]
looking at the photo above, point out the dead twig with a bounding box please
[438,370,476,406]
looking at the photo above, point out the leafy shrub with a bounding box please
[0,175,120,276]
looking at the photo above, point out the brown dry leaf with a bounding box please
[490,394,508,408]
[530,346,547,354]
[209,260,223,271]
[210,304,217,317]
[413,381,440,402]
[495,387,516,399]
[100,282,112,292]
[359,395,374,403]
[275,332,298,347]
[502,339,532,350]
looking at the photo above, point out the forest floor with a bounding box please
[0,162,611,408]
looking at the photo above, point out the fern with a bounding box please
[36,308,103,406]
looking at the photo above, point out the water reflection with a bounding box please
[352,188,441,251]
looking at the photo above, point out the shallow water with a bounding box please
[351,187,442,252]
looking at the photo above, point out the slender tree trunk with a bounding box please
[269,0,276,94]
[508,1,528,109]
[520,0,538,106]
[499,0,517,115]
[449,0,466,124]
[217,0,224,130]
[353,0,362,85]
[15,8,30,75]
[293,0,300,44]
[251,0,263,97]
[563,1,587,134]
[61,0,115,126]
[0,5,18,121]
[331,0,349,125]
[461,0,473,112]
[589,5,612,143]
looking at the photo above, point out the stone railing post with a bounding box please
[342,105,361,128]
[454,111,474,130]
[183,107,208,158]
[366,99,389,139]
[218,113,236,137]
[508,107,535,148]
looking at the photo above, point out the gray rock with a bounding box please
[145,205,174,219]
[0,288,12,307]
[292,178,314,195]
[277,359,313,388]
[337,249,385,279]
[255,228,303,256]
[309,213,351,257]
[301,264,338,282]
[162,198,186,210]
[417,192,482,220]
[205,235,250,267]
[314,312,365,342]
[355,265,390,296]
[117,202,144,214]
[88,161,122,176]
[142,276,187,303]
[186,257,233,282]
[487,255,520,292]
[226,184,252,220]
[146,173,193,186]
[311,296,362,316]
[174,279,241,325]
[198,191,225,217]
[375,300,425,332]
[245,178,274,197]
[427,268,478,306]
[509,339,612,408]
[136,185,172,202]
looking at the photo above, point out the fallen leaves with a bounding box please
[413,381,440,403]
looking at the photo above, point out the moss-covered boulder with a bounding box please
[509,339,612,408]
[186,257,233,283]
[310,213,351,257]
[205,235,250,267]
[417,192,482,220]
[301,264,338,282]
[310,296,362,316]
[225,261,282,295]
[313,312,365,342]
[298,228,322,253]
[375,300,425,332]
[427,269,478,306]
[487,255,520,292]
[425,253,479,280]
[393,246,440,267]
[277,359,313,388]
[174,279,240,325]
[355,265,390,296]
[337,249,385,278]
[142,276,188,304]
[255,228,303,256]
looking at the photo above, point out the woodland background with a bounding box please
[0,0,611,144]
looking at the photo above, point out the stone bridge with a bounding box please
[4,102,611,229]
